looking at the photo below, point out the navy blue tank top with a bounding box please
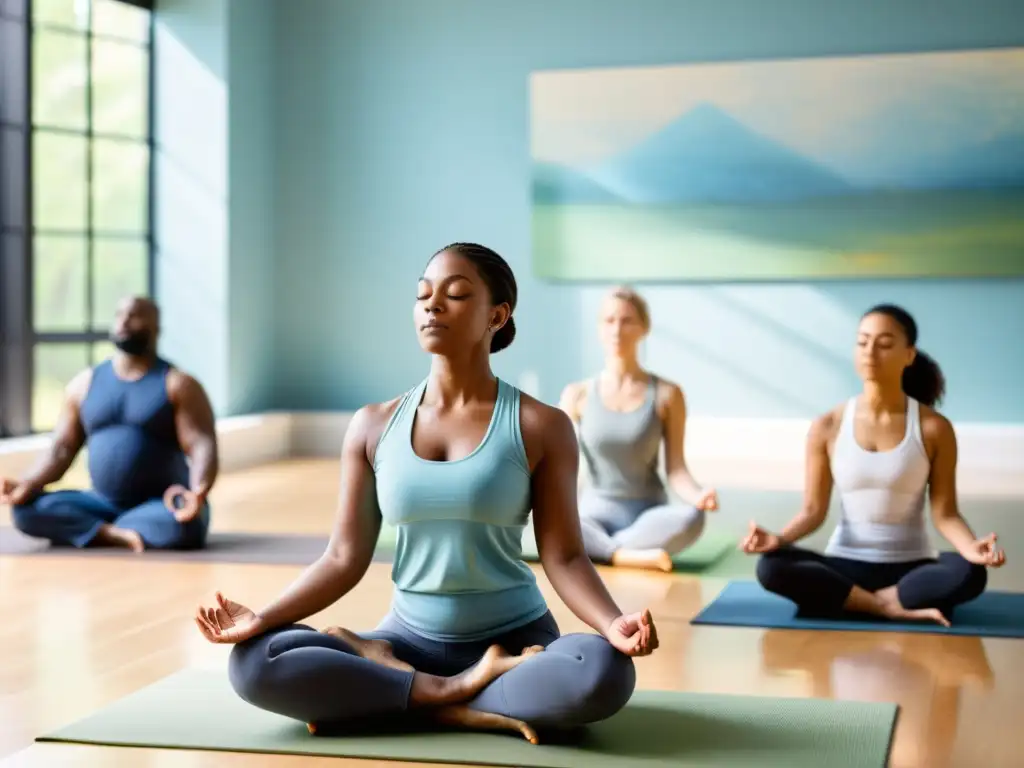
[79,357,190,508]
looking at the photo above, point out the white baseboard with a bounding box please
[281,411,1024,498]
[3,411,1022,498]
[680,417,1024,497]
[288,411,355,458]
[215,412,293,471]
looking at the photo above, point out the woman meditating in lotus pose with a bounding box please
[742,304,1004,626]
[559,286,718,573]
[194,243,657,743]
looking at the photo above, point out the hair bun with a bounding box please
[491,316,516,353]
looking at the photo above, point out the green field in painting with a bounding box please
[531,189,1024,281]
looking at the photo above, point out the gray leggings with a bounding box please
[228,610,636,731]
[579,491,705,562]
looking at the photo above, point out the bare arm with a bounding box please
[925,413,977,554]
[528,402,624,635]
[661,383,705,506]
[777,413,834,545]
[557,382,586,490]
[168,371,219,500]
[253,405,386,630]
[19,370,90,492]
[557,382,583,423]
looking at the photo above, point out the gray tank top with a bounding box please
[578,375,665,500]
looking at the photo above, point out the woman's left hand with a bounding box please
[962,533,1006,568]
[605,609,659,656]
[695,488,719,512]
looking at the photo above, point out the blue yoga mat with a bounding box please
[692,580,1024,638]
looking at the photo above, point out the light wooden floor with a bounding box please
[1,459,1021,767]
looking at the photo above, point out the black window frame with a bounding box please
[0,0,155,438]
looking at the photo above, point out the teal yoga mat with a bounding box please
[39,668,899,767]
[692,580,1024,638]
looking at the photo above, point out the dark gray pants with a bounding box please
[228,610,636,730]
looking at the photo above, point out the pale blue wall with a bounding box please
[226,0,276,414]
[154,0,276,416]
[154,0,229,410]
[269,0,1024,423]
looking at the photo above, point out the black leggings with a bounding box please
[756,546,988,617]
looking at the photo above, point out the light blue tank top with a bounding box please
[372,377,549,641]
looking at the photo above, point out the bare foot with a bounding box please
[434,704,538,744]
[410,644,545,707]
[94,524,144,553]
[874,586,950,627]
[451,644,545,697]
[322,626,414,673]
[611,548,673,573]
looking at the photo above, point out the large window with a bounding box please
[0,0,153,437]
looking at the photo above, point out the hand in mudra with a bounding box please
[695,487,719,512]
[963,533,1006,568]
[740,520,782,554]
[0,478,34,506]
[194,592,265,644]
[164,484,207,523]
[606,609,659,657]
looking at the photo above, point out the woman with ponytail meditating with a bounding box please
[742,304,1005,626]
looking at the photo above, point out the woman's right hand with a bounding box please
[740,520,782,554]
[194,592,265,644]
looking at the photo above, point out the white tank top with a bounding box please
[824,396,937,563]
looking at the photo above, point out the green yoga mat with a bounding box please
[39,669,898,767]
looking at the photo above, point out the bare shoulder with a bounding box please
[357,394,406,463]
[165,366,207,401]
[520,391,577,468]
[521,392,574,437]
[557,379,588,419]
[918,403,955,448]
[809,403,845,447]
[65,367,94,404]
[654,375,684,407]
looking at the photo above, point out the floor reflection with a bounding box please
[760,629,994,768]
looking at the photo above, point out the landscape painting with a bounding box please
[529,48,1024,281]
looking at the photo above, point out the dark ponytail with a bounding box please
[431,242,518,354]
[902,349,945,407]
[864,303,946,407]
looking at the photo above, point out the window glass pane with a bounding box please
[33,130,87,230]
[91,339,115,364]
[92,0,147,42]
[91,138,147,232]
[33,235,87,331]
[92,238,147,326]
[32,342,89,432]
[91,37,146,137]
[31,0,87,30]
[32,29,87,130]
